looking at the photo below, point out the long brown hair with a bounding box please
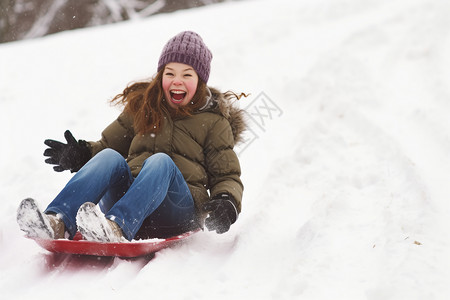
[111,68,208,135]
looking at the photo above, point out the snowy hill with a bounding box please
[1,0,450,299]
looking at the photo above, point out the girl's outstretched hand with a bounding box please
[44,130,91,173]
[203,193,238,234]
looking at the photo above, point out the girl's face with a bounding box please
[162,62,199,109]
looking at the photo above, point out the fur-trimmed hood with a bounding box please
[200,87,247,145]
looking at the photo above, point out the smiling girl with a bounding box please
[17,31,246,242]
[163,63,198,107]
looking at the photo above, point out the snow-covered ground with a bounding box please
[1,0,450,299]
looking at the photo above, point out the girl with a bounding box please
[17,31,245,242]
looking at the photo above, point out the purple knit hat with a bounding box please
[157,31,213,83]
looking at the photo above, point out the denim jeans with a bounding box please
[45,149,196,241]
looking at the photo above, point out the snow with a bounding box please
[1,0,450,299]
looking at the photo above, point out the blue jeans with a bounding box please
[45,149,197,241]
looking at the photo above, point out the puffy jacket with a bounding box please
[88,87,246,222]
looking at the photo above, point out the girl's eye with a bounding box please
[165,72,174,76]
[184,74,192,77]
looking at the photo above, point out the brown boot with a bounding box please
[76,202,125,242]
[47,214,66,239]
[107,219,124,240]
[17,198,66,239]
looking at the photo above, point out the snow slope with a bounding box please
[1,0,450,299]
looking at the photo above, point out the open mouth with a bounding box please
[170,90,187,103]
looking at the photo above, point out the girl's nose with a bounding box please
[173,77,183,85]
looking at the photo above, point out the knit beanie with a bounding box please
[157,31,213,83]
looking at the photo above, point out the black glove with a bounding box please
[44,130,91,173]
[203,193,238,234]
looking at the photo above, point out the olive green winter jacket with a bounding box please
[87,87,245,223]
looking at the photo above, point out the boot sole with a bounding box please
[76,202,121,243]
[17,198,54,239]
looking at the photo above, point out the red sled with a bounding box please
[29,230,200,258]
